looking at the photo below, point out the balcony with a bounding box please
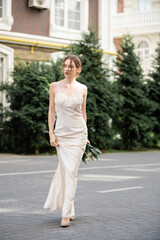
[112,9,160,36]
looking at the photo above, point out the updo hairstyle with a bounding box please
[63,54,82,77]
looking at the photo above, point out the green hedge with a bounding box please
[0,61,61,154]
[0,31,159,154]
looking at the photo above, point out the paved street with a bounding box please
[0,151,160,240]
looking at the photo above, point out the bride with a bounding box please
[44,54,88,227]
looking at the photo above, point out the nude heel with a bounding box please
[70,215,75,221]
[60,218,70,227]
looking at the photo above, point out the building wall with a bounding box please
[112,0,160,74]
[113,38,122,51]
[152,0,160,9]
[11,0,49,36]
[89,0,98,36]
[4,43,57,62]
[123,0,160,12]
[9,0,97,61]
[133,32,160,74]
[133,32,160,56]
[123,0,138,13]
[0,0,96,107]
[11,0,97,38]
[117,0,124,13]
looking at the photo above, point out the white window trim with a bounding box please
[0,44,14,107]
[135,38,150,57]
[138,40,149,57]
[0,0,13,31]
[49,0,89,41]
[135,38,151,75]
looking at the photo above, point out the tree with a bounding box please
[64,29,115,149]
[147,41,160,145]
[113,35,154,149]
[0,61,58,154]
[0,29,115,153]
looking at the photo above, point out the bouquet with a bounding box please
[82,144,102,164]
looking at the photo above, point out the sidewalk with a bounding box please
[0,151,160,240]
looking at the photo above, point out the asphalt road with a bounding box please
[0,151,160,240]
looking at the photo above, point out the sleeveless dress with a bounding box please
[44,81,88,218]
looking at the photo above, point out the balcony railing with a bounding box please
[112,9,160,28]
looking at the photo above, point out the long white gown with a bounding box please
[44,81,88,218]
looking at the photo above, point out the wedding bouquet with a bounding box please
[82,144,102,164]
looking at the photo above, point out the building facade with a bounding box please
[0,0,100,106]
[112,0,160,74]
[0,0,160,106]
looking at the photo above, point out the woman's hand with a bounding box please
[50,134,59,147]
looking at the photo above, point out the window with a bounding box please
[0,56,4,105]
[0,44,14,107]
[137,40,150,74]
[50,0,88,41]
[137,41,149,59]
[139,0,151,11]
[68,0,80,30]
[0,0,3,18]
[54,0,81,30]
[55,0,64,27]
[0,0,13,31]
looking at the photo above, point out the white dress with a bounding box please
[44,81,88,218]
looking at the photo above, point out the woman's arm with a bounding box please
[81,85,87,123]
[82,85,90,144]
[48,82,58,147]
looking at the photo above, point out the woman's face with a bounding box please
[63,59,80,79]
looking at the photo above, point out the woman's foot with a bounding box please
[60,217,70,227]
[70,215,75,221]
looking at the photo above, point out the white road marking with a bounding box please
[0,160,27,164]
[78,174,141,182]
[0,208,18,213]
[0,199,18,203]
[99,158,118,161]
[0,170,55,176]
[80,163,160,171]
[124,167,160,172]
[98,186,144,193]
[0,163,160,177]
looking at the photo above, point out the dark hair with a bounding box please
[63,54,81,69]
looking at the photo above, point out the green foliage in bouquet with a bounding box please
[82,144,102,164]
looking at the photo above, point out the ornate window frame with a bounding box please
[0,44,14,107]
[0,0,13,31]
[136,38,151,74]
[50,0,89,43]
[137,39,150,60]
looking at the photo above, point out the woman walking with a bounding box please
[44,54,88,227]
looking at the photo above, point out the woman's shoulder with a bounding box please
[77,82,87,90]
[50,80,65,87]
[50,81,57,87]
[49,81,59,94]
[50,81,63,88]
[77,82,87,96]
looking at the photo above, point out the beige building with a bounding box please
[0,0,99,106]
[0,0,160,106]
[112,0,160,74]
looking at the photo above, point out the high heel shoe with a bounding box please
[60,218,70,227]
[70,215,75,221]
